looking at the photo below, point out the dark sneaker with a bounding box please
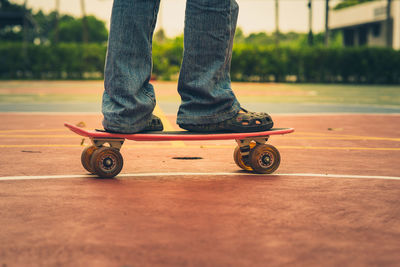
[142,114,163,131]
[179,108,273,133]
[103,114,163,134]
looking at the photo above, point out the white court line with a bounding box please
[0,172,399,181]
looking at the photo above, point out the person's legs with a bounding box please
[102,0,161,133]
[177,0,241,126]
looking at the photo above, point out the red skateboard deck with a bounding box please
[65,122,294,178]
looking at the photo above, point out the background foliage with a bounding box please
[1,0,399,84]
[1,40,399,84]
[0,42,106,79]
[333,0,377,10]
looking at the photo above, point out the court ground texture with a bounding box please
[0,81,399,266]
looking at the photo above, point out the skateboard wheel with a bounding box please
[90,147,123,178]
[249,144,280,174]
[233,142,255,171]
[81,146,98,174]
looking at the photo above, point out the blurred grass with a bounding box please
[0,94,101,103]
[234,84,400,106]
[0,81,399,106]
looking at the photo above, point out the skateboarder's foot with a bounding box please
[143,114,163,131]
[179,108,273,133]
[104,114,163,134]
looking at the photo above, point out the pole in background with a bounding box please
[54,0,60,44]
[23,0,28,44]
[22,0,29,74]
[308,0,313,46]
[275,0,279,45]
[386,0,392,48]
[80,0,89,43]
[324,0,330,46]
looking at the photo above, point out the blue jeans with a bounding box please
[102,0,241,133]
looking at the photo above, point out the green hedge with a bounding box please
[0,43,106,79]
[231,44,400,83]
[1,42,400,84]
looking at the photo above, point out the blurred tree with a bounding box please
[245,32,275,45]
[0,0,24,12]
[49,15,107,43]
[334,0,377,10]
[1,0,107,44]
[0,0,36,42]
[233,27,245,43]
[33,11,71,44]
[154,28,167,43]
[232,29,343,49]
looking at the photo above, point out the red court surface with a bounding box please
[1,113,400,266]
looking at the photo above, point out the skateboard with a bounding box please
[65,122,294,178]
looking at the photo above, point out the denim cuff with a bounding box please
[176,100,241,125]
[102,112,152,134]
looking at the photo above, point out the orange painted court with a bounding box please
[0,81,399,266]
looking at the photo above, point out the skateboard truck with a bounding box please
[235,136,269,164]
[91,138,125,150]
